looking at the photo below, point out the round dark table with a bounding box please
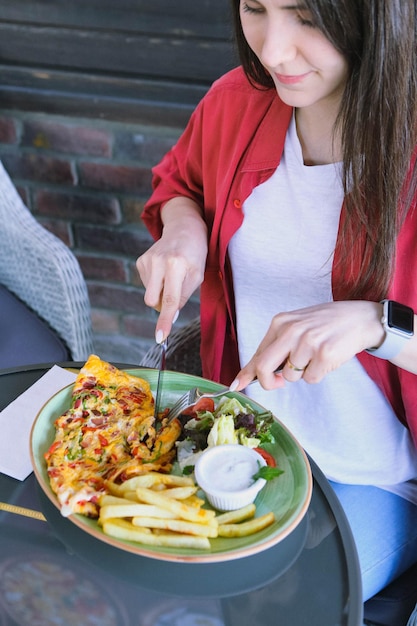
[0,363,363,626]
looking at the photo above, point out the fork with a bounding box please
[165,363,286,422]
[165,387,228,422]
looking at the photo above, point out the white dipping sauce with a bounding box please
[210,457,258,492]
[194,444,267,511]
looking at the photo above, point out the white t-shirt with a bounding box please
[228,114,417,501]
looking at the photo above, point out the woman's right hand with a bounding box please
[136,196,208,341]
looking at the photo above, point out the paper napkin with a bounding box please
[0,365,77,480]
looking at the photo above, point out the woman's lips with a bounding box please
[274,72,310,85]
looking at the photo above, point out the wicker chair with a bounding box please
[0,162,94,361]
[140,317,202,376]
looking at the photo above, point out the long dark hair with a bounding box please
[230,0,417,300]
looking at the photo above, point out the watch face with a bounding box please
[387,301,414,335]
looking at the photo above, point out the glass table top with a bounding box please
[0,364,363,626]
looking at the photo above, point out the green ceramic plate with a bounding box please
[30,369,312,563]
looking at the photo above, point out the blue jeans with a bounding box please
[329,481,417,601]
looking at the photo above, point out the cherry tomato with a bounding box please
[254,447,276,467]
[181,397,215,417]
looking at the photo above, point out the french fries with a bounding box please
[103,518,210,549]
[215,504,256,525]
[99,470,275,549]
[134,486,216,524]
[132,516,218,538]
[100,503,177,521]
[218,512,276,537]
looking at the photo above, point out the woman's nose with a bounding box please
[259,20,297,68]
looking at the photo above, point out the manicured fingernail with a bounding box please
[155,329,164,344]
[173,310,179,324]
[229,379,239,392]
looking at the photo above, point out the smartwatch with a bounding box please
[366,300,414,360]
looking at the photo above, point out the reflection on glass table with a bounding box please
[0,364,363,626]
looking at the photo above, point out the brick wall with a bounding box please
[0,109,200,364]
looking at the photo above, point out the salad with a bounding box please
[175,395,277,474]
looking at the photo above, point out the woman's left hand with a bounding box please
[232,300,384,391]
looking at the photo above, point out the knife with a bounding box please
[153,338,167,422]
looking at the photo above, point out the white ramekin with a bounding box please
[194,444,267,511]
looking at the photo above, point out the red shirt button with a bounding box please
[233,198,242,208]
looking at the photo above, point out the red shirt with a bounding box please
[143,67,417,446]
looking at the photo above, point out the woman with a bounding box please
[137,0,417,600]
